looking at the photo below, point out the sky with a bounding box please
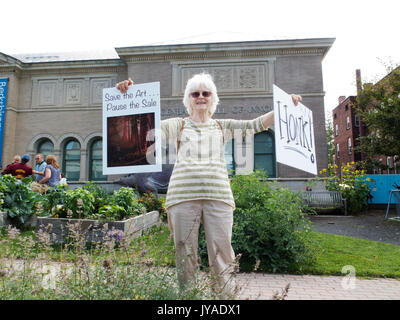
[1,0,400,120]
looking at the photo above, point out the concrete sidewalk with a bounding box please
[235,273,400,300]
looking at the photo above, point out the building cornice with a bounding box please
[116,38,335,62]
[0,56,125,72]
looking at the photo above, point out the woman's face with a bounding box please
[189,85,213,115]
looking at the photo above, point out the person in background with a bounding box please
[39,155,61,187]
[2,154,33,179]
[32,153,47,182]
[1,155,21,172]
[59,173,68,187]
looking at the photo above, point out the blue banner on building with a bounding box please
[0,78,9,168]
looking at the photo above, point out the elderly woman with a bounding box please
[116,73,301,295]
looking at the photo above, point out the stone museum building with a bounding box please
[0,37,334,182]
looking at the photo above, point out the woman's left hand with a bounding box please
[291,94,302,106]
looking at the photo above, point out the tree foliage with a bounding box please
[355,66,400,171]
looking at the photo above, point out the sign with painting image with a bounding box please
[102,82,162,175]
[273,84,317,175]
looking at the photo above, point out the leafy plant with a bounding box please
[95,204,128,221]
[82,181,111,213]
[318,162,371,214]
[139,192,167,221]
[109,187,145,218]
[0,175,41,227]
[62,188,95,219]
[199,171,315,273]
[40,185,66,216]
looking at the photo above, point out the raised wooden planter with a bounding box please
[35,210,161,244]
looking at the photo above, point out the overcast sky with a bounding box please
[2,0,399,119]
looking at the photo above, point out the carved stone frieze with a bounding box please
[38,80,57,106]
[172,59,274,96]
[32,76,114,108]
[90,78,112,105]
[65,81,82,105]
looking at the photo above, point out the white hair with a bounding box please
[182,73,219,116]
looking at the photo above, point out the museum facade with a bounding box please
[0,37,334,181]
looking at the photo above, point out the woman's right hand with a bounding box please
[116,77,134,94]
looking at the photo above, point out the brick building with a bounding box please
[332,70,399,176]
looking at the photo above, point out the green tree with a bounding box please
[325,117,335,167]
[355,65,400,171]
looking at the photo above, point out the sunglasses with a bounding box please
[190,91,212,98]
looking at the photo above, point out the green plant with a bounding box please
[109,187,145,218]
[82,181,111,213]
[139,192,167,221]
[0,175,41,227]
[95,204,127,221]
[319,162,371,214]
[199,171,315,273]
[62,188,96,219]
[40,184,66,216]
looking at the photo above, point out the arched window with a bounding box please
[89,139,107,181]
[254,131,276,178]
[224,139,235,175]
[37,140,54,160]
[63,140,81,181]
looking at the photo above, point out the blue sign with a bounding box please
[0,78,8,168]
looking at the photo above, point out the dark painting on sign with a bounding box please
[107,113,155,167]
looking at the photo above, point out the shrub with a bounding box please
[199,171,315,273]
[139,192,167,221]
[62,188,96,219]
[109,187,145,217]
[319,162,371,214]
[82,181,111,213]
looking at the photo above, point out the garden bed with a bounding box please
[36,210,161,244]
[0,212,37,228]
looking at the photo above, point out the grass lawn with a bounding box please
[302,232,400,279]
[1,225,400,280]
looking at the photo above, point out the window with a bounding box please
[63,140,81,181]
[335,124,339,136]
[37,140,54,160]
[334,113,337,119]
[355,115,360,127]
[348,138,352,154]
[336,143,340,159]
[346,116,350,130]
[345,104,349,111]
[89,139,107,181]
[224,139,235,175]
[387,157,392,168]
[254,131,276,178]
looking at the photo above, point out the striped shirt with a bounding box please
[161,116,266,209]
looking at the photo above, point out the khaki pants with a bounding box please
[167,200,236,294]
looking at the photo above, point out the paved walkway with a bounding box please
[235,273,400,300]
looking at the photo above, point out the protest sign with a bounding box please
[273,84,317,175]
[102,82,161,175]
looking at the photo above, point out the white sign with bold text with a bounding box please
[102,82,161,175]
[273,84,317,175]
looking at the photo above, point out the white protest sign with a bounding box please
[273,84,317,175]
[102,82,161,175]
